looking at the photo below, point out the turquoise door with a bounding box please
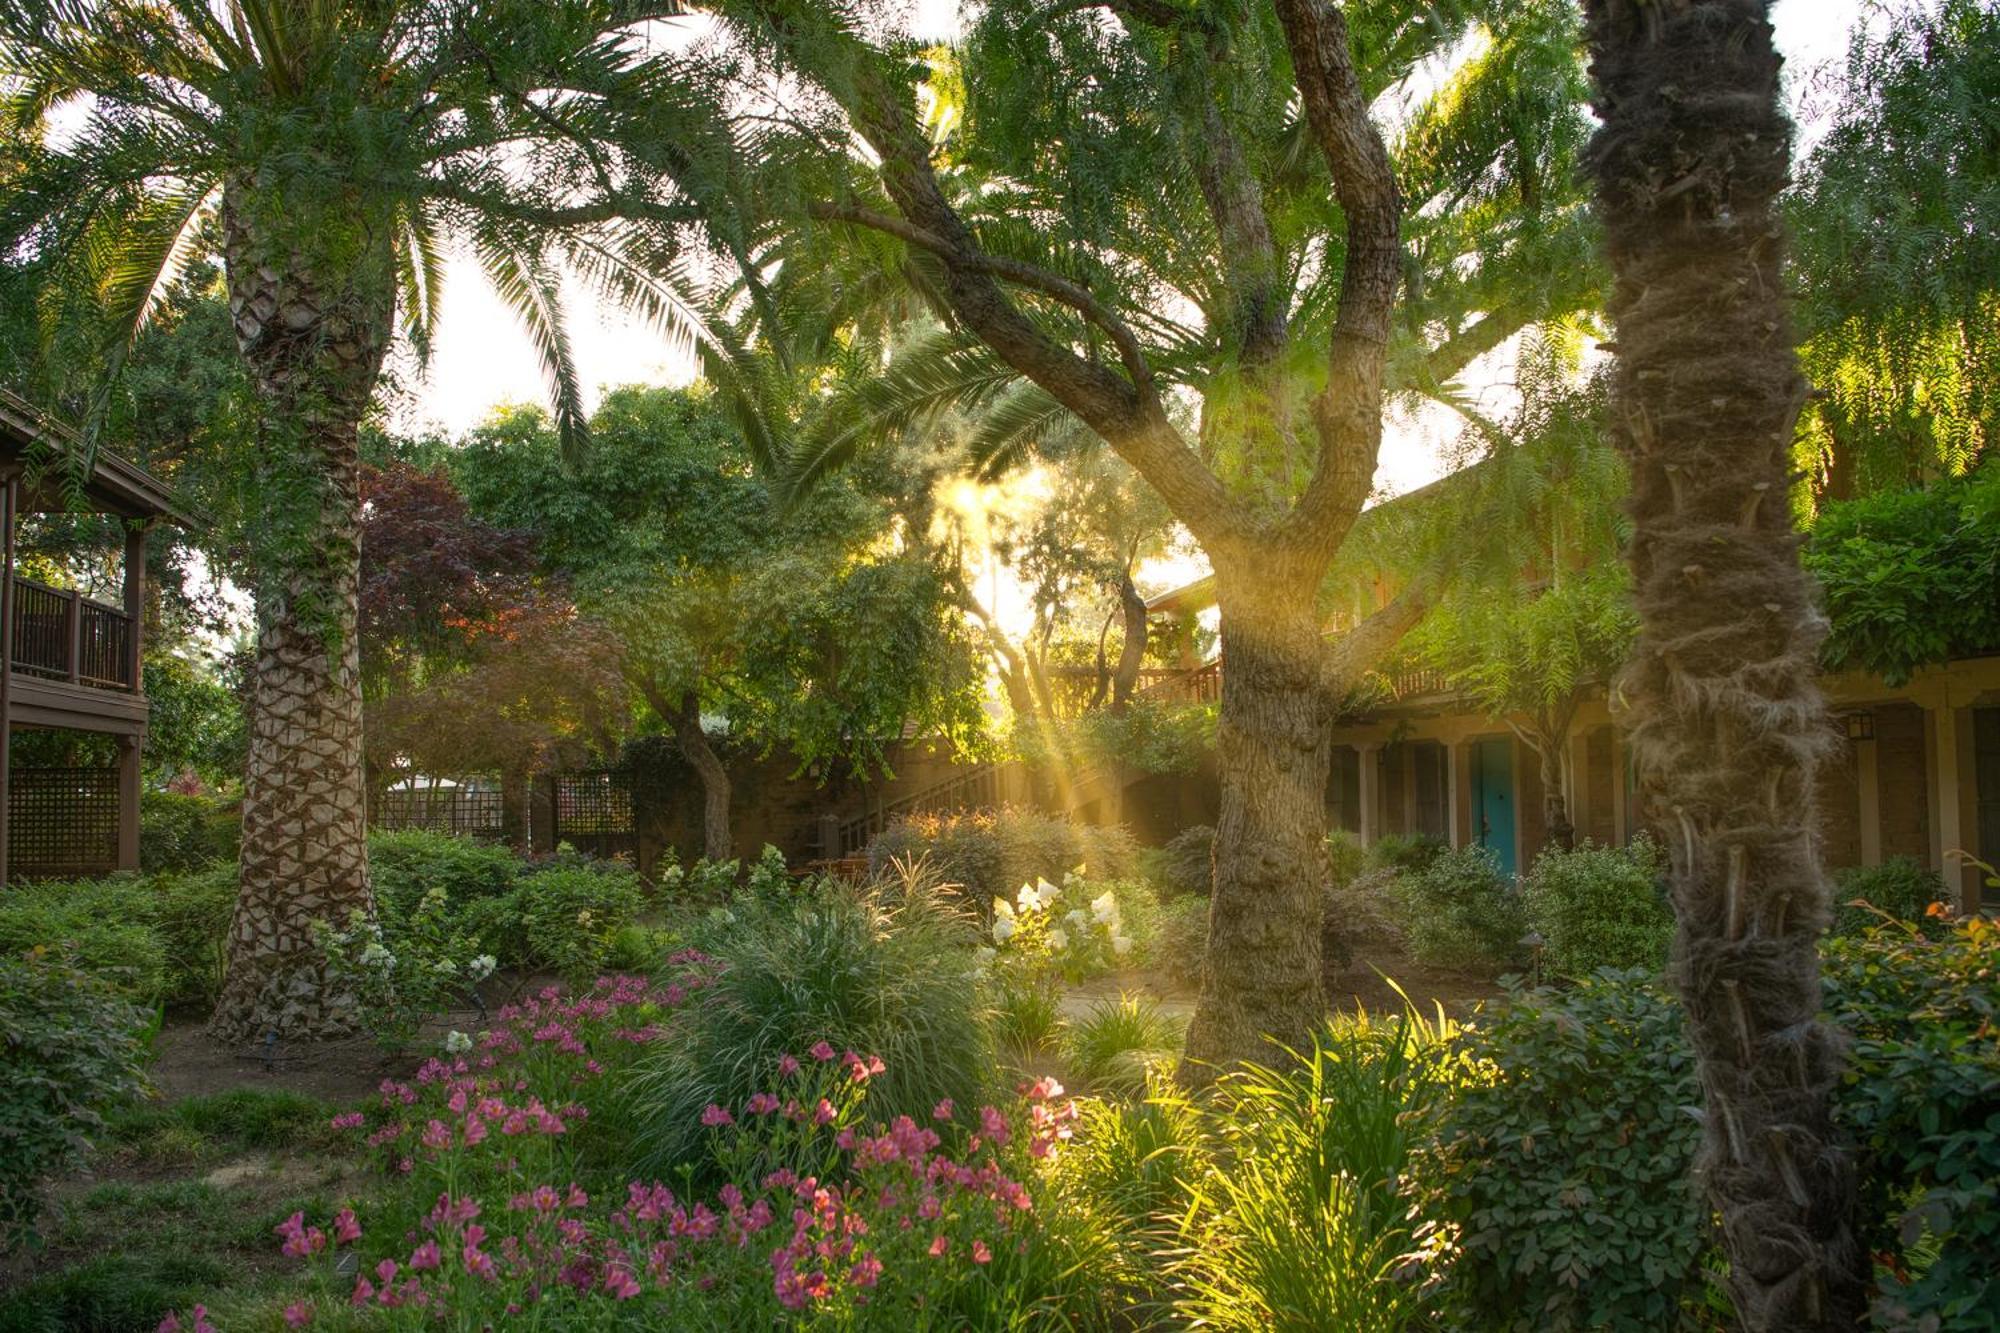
[1472,738,1518,877]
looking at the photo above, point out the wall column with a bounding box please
[116,732,141,872]
[1356,742,1382,850]
[1855,727,1882,869]
[1927,695,1976,911]
[1610,730,1630,846]
[1446,735,1472,849]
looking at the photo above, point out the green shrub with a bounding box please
[990,978,1064,1057]
[366,827,520,918]
[1830,856,1949,937]
[627,878,990,1178]
[0,948,153,1249]
[1394,845,1525,971]
[1155,896,1209,988]
[1052,1078,1208,1313]
[0,1250,232,1333]
[1369,832,1446,875]
[1063,995,1185,1097]
[0,878,166,1002]
[1324,865,1405,968]
[1157,824,1214,900]
[138,789,239,874]
[866,807,1140,904]
[1822,917,2000,1328]
[1521,838,1672,978]
[1326,829,1367,888]
[1179,1012,1454,1331]
[511,859,646,979]
[1421,971,1709,1331]
[151,868,236,1009]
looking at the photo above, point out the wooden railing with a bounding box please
[10,575,135,690]
[835,763,1005,858]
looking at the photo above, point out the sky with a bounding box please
[399,0,1874,505]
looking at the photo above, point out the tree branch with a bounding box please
[1322,565,1440,693]
[1271,0,1404,560]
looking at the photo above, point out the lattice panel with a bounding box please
[10,766,119,878]
[375,780,506,840]
[551,772,633,835]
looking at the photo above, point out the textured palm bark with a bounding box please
[1182,563,1332,1073]
[210,191,396,1043]
[1581,3,1868,1326]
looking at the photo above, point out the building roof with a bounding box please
[0,388,206,528]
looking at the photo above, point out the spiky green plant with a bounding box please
[1061,994,1186,1099]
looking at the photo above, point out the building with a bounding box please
[0,389,202,884]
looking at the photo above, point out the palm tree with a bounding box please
[1,0,740,1041]
[1581,1,1868,1325]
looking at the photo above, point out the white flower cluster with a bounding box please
[990,872,1133,958]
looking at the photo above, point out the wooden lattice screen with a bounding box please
[549,770,636,861]
[10,766,118,878]
[375,779,506,840]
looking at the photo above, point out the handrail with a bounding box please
[8,574,135,690]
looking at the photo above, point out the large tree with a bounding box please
[716,0,1599,1069]
[1582,1,1867,1326]
[453,386,987,861]
[0,0,737,1039]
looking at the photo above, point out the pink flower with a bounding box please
[932,1098,954,1121]
[701,1103,734,1127]
[604,1265,642,1300]
[282,1300,312,1328]
[375,1259,399,1285]
[979,1105,1010,1146]
[778,1054,801,1077]
[810,1041,836,1062]
[156,1316,180,1333]
[849,1253,883,1288]
[350,1277,375,1306]
[928,1235,949,1257]
[332,1208,361,1244]
[329,1112,364,1131]
[972,1239,992,1264]
[813,1098,837,1125]
[409,1240,441,1271]
[1027,1075,1066,1101]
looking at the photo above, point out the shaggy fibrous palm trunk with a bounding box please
[210,195,396,1043]
[1582,3,1868,1326]
[1182,565,1334,1068]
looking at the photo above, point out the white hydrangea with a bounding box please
[1090,891,1120,925]
[443,1030,473,1054]
[466,954,497,982]
[358,941,395,970]
[1064,908,1090,930]
[433,958,458,976]
[992,915,1017,945]
[1111,935,1134,957]
[1047,927,1069,952]
[993,896,1017,921]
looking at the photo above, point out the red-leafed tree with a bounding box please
[358,462,626,841]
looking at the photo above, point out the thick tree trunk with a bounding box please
[1181,568,1330,1078]
[672,690,733,863]
[1110,571,1149,711]
[210,192,395,1043]
[1582,4,1868,1326]
[1523,724,1575,853]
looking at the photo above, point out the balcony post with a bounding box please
[0,471,15,888]
[116,732,142,872]
[64,587,80,684]
[124,521,147,692]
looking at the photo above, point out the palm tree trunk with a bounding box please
[210,192,395,1043]
[1582,4,1867,1326]
[1181,563,1330,1075]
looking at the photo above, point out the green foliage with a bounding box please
[1804,466,2000,682]
[0,947,152,1249]
[1368,832,1447,875]
[138,790,239,875]
[1421,971,1709,1331]
[508,860,647,980]
[0,1250,233,1333]
[1821,917,2000,1329]
[149,868,237,1011]
[627,878,990,1178]
[1061,995,1185,1098]
[1394,846,1526,971]
[0,879,167,1003]
[1070,701,1217,776]
[1830,856,1951,938]
[1521,838,1671,978]
[1155,824,1215,901]
[1790,0,2000,493]
[1154,897,1210,989]
[1326,830,1368,888]
[107,1089,336,1159]
[320,893,487,1051]
[1051,1080,1208,1314]
[366,829,520,919]
[1178,1013,1455,1332]
[989,980,1064,1058]
[866,808,1140,906]
[139,652,245,790]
